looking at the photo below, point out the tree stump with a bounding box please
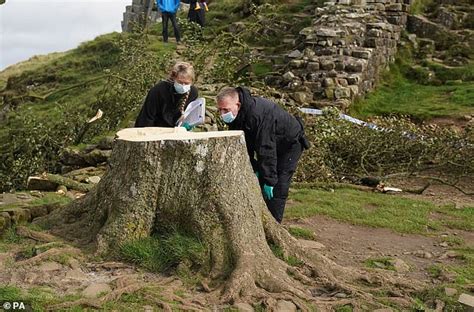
[35,127,423,309]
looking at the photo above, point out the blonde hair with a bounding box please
[169,61,195,82]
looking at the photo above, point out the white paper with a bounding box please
[178,98,206,127]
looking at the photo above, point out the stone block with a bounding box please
[336,78,348,87]
[352,49,372,59]
[320,59,335,70]
[386,3,402,11]
[347,74,361,85]
[289,60,305,68]
[306,62,320,72]
[334,87,351,99]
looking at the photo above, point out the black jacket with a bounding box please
[135,80,198,127]
[228,87,303,186]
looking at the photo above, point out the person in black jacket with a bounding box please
[135,61,198,129]
[181,0,206,27]
[216,87,309,223]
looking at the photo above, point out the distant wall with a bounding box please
[266,0,413,110]
[121,0,161,32]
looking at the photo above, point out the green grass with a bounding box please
[0,192,71,212]
[364,257,396,271]
[351,66,474,120]
[119,231,207,273]
[287,188,474,234]
[288,226,316,240]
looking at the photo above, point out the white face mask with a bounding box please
[221,111,237,124]
[174,81,191,94]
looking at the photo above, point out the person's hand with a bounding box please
[263,184,274,200]
[182,122,194,131]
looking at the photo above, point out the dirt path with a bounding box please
[286,215,472,282]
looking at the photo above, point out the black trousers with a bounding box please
[259,141,303,223]
[162,12,180,43]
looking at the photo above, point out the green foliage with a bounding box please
[0,285,22,301]
[409,0,436,14]
[287,188,474,234]
[296,107,474,185]
[119,231,207,273]
[0,31,172,191]
[1,226,22,244]
[288,226,316,240]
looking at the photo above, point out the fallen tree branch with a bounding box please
[42,173,94,193]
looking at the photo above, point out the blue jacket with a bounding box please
[157,0,180,13]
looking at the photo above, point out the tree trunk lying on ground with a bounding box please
[34,127,423,310]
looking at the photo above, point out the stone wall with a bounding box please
[122,0,160,32]
[266,0,412,110]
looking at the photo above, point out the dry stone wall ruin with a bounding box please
[266,0,414,110]
[122,0,160,32]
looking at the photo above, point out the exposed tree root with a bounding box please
[16,225,60,243]
[16,247,82,266]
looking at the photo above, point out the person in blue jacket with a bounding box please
[157,0,181,43]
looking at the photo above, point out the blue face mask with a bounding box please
[221,111,236,124]
[174,81,191,94]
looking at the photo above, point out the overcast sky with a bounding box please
[0,0,130,70]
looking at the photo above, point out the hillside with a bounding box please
[0,0,473,310]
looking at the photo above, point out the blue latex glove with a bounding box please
[263,184,274,200]
[255,171,260,178]
[182,122,194,131]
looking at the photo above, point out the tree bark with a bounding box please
[34,127,423,308]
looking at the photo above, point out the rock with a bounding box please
[307,62,320,71]
[86,176,101,184]
[38,261,62,272]
[298,239,325,250]
[373,309,394,312]
[1,193,21,205]
[282,71,295,81]
[316,27,338,37]
[233,302,254,312]
[352,49,371,59]
[82,282,112,299]
[389,258,410,273]
[3,208,31,224]
[29,205,49,219]
[290,92,308,104]
[440,242,449,247]
[334,87,351,99]
[439,251,457,259]
[458,293,474,310]
[444,287,457,297]
[275,300,297,312]
[288,50,303,59]
[289,60,305,68]
[320,59,335,70]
